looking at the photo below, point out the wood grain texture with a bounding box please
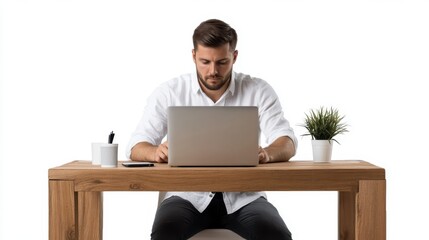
[49,180,76,240]
[49,160,385,192]
[338,180,386,240]
[48,160,386,240]
[339,191,356,240]
[77,192,103,240]
[356,180,386,240]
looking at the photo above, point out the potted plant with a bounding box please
[300,107,348,162]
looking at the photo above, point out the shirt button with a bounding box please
[209,193,214,197]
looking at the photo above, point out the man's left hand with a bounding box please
[258,146,271,164]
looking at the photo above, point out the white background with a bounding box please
[1,0,428,239]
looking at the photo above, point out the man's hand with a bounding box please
[258,146,271,164]
[155,141,169,163]
[130,141,169,163]
[257,137,296,164]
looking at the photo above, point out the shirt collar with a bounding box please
[192,71,236,96]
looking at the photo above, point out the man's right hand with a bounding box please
[130,141,169,163]
[154,141,169,163]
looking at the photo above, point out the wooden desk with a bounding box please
[48,160,386,240]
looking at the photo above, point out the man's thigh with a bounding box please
[224,197,292,240]
[151,196,207,240]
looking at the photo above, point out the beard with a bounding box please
[196,68,232,91]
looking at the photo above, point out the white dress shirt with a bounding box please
[126,71,297,214]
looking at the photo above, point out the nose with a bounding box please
[209,63,218,76]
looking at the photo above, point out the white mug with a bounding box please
[91,142,106,165]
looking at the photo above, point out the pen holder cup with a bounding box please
[100,144,118,168]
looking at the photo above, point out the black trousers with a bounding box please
[151,193,292,240]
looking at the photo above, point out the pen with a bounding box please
[108,131,115,144]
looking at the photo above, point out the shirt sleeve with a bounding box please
[257,80,298,149]
[125,84,169,159]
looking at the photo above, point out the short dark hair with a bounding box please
[193,19,237,51]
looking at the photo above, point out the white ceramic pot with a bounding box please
[311,140,333,162]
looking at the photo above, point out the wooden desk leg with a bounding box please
[49,180,76,240]
[339,190,356,240]
[77,191,103,240]
[356,180,386,240]
[49,180,103,240]
[339,180,386,240]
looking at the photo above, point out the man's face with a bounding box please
[193,43,238,91]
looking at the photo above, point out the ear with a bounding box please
[192,49,196,63]
[232,50,238,63]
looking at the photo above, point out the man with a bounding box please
[127,19,297,240]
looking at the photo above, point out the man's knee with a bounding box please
[234,198,293,240]
[255,226,292,240]
[250,215,292,240]
[151,220,188,240]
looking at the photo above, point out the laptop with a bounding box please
[167,106,259,167]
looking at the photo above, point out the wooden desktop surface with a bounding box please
[49,160,384,192]
[48,160,386,240]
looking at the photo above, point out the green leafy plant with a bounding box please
[300,106,348,144]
